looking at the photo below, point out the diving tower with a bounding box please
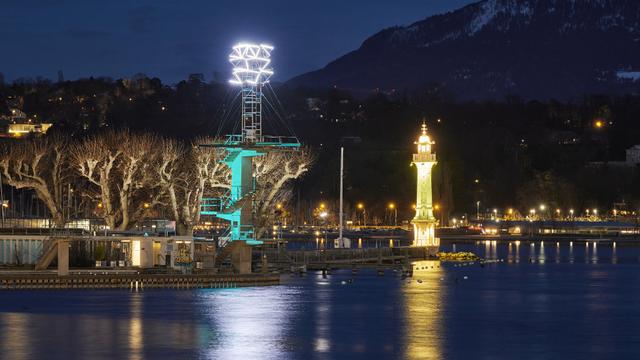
[201,43,300,246]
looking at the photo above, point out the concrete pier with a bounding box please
[231,241,252,274]
[57,240,69,276]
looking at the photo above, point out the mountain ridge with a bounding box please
[288,0,640,100]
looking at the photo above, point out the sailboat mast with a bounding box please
[339,147,344,245]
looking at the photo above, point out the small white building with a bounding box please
[626,145,640,165]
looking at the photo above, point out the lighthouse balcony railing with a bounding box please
[413,153,436,162]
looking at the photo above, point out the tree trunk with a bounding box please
[51,211,65,228]
[176,222,193,237]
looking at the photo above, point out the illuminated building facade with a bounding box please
[0,108,52,138]
[411,123,439,248]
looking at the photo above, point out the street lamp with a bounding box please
[319,211,328,248]
[357,203,366,227]
[569,208,574,220]
[0,200,7,227]
[594,119,604,129]
[476,201,481,220]
[388,203,397,227]
[434,203,443,225]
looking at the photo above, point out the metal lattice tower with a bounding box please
[229,43,273,143]
[200,42,299,247]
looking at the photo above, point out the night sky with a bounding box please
[1,0,475,84]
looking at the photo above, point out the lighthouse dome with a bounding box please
[416,123,434,154]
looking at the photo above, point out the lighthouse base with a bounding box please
[412,220,439,249]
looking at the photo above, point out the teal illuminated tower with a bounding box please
[201,43,299,246]
[411,123,439,248]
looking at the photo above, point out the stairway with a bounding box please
[223,150,240,164]
[35,238,58,271]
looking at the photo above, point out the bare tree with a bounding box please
[0,137,68,226]
[253,148,314,238]
[74,131,158,230]
[156,137,229,236]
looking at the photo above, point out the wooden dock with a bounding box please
[0,273,279,290]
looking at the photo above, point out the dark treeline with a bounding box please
[1,76,639,223]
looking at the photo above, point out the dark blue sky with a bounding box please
[1,0,475,84]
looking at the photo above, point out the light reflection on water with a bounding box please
[129,295,142,360]
[313,273,332,355]
[198,286,301,360]
[404,261,442,360]
[2,243,640,359]
[1,312,29,360]
[442,239,640,265]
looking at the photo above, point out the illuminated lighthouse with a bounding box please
[411,123,439,248]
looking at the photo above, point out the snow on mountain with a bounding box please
[288,0,640,99]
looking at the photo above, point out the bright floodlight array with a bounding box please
[229,43,274,86]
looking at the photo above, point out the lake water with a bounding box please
[2,241,640,359]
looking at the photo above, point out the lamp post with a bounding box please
[0,172,4,228]
[476,201,480,220]
[319,211,328,249]
[357,203,365,227]
[388,203,397,227]
[434,203,443,226]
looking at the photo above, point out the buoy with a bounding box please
[417,279,423,283]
